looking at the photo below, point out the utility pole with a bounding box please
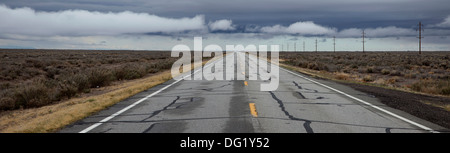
[417,21,424,54]
[315,39,318,53]
[333,36,336,53]
[362,30,366,53]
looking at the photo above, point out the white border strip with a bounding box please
[79,58,219,133]
[280,67,438,133]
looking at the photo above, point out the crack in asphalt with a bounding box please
[385,128,392,133]
[200,83,232,92]
[293,81,303,89]
[294,81,327,100]
[306,88,318,93]
[81,116,423,132]
[292,81,307,99]
[316,96,326,99]
[269,91,314,133]
[142,123,159,133]
[173,97,195,109]
[296,91,306,99]
[141,97,200,133]
[99,128,112,133]
[141,96,181,121]
[293,81,317,93]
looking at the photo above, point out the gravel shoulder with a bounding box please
[340,82,450,130]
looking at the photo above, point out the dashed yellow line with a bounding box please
[249,103,258,117]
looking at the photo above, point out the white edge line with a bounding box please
[251,53,438,133]
[81,53,438,133]
[280,67,439,133]
[79,58,220,133]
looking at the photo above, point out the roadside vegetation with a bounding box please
[0,49,177,111]
[0,49,213,132]
[280,51,450,129]
[280,51,450,97]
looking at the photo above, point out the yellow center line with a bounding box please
[249,103,258,117]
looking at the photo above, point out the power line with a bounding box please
[333,36,336,53]
[315,39,318,53]
[362,30,366,53]
[417,21,424,54]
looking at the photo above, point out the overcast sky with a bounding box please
[1,0,450,51]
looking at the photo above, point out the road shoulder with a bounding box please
[280,64,449,132]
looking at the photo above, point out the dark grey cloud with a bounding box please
[2,0,450,29]
[0,4,206,36]
[1,0,450,39]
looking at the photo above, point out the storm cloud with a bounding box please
[2,2,450,38]
[3,0,450,29]
[0,4,206,36]
[1,1,450,50]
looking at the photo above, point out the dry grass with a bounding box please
[0,71,172,133]
[0,57,210,133]
[0,49,213,133]
[0,49,178,110]
[334,72,350,80]
[280,62,450,116]
[279,62,438,97]
[280,51,450,97]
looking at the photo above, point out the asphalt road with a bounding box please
[60,52,445,133]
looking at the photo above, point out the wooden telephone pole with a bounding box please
[417,22,424,54]
[315,39,318,53]
[362,30,366,53]
[333,36,336,53]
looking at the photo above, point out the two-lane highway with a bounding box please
[60,52,444,133]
